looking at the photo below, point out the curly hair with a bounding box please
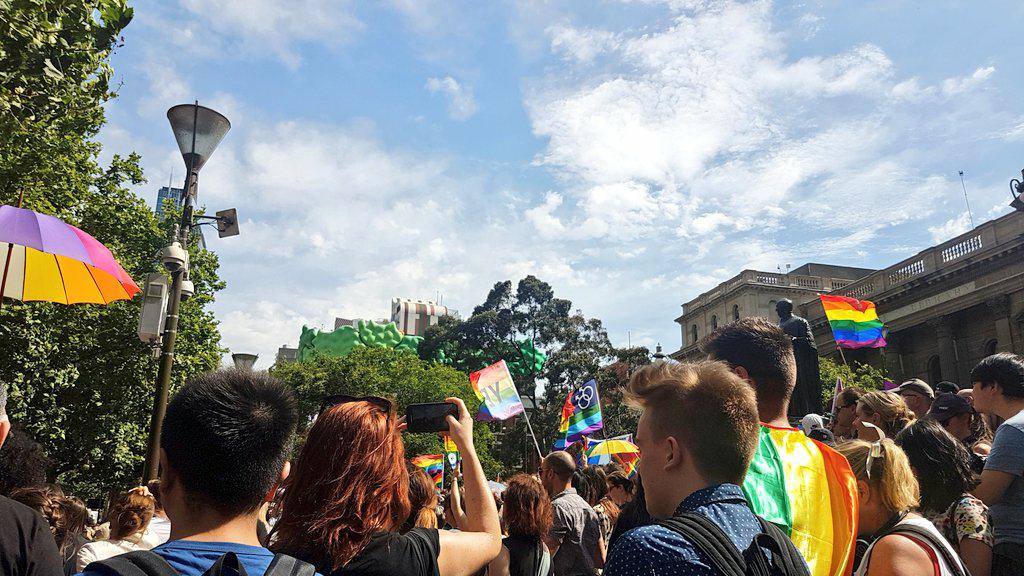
[502,474,552,539]
[107,491,154,540]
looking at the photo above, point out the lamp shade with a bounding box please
[167,103,231,172]
[232,353,258,371]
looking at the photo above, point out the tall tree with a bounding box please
[0,0,225,499]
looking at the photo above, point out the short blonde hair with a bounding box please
[626,360,759,484]
[838,439,919,513]
[858,391,914,437]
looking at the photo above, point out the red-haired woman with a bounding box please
[487,474,553,576]
[272,396,501,576]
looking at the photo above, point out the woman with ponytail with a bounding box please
[855,391,915,439]
[74,491,155,571]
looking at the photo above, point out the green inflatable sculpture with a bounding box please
[297,320,423,361]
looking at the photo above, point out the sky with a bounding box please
[99,0,1024,369]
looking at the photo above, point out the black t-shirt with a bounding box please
[0,496,63,576]
[323,528,440,576]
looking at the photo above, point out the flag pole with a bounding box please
[520,407,544,461]
[836,344,849,366]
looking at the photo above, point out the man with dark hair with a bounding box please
[702,318,857,576]
[80,369,309,576]
[605,361,806,576]
[0,380,63,576]
[540,451,604,575]
[970,353,1024,576]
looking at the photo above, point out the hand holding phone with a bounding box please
[405,402,459,433]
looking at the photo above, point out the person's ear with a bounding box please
[265,460,291,503]
[857,479,870,503]
[732,366,751,384]
[663,435,684,471]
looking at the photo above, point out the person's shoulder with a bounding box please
[869,532,934,573]
[1000,410,1024,433]
[614,524,699,558]
[0,494,44,522]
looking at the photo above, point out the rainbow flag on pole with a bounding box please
[820,294,886,349]
[743,425,858,576]
[470,360,525,421]
[554,380,602,449]
[411,454,444,489]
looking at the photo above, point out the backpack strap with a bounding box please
[753,517,811,576]
[657,512,746,576]
[87,551,180,576]
[264,554,317,576]
[883,523,971,576]
[201,552,248,576]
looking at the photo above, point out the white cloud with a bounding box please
[547,24,619,63]
[942,66,995,95]
[425,76,479,121]
[928,212,974,244]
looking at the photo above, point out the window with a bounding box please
[691,324,698,344]
[732,304,740,321]
[711,315,718,330]
[927,355,942,385]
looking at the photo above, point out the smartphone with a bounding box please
[405,402,458,433]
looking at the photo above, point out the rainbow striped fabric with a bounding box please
[470,360,524,421]
[743,425,858,576]
[820,294,886,349]
[554,380,602,449]
[411,454,444,489]
[586,436,640,478]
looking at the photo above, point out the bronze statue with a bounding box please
[776,299,823,418]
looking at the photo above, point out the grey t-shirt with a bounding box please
[549,488,602,576]
[985,409,1024,545]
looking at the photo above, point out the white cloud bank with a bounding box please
[425,76,479,121]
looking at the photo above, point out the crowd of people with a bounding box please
[1,318,1023,576]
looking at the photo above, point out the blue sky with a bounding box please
[99,0,1024,368]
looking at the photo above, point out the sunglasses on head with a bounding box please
[318,394,394,416]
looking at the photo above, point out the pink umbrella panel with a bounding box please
[0,205,140,304]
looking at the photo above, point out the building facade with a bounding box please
[391,298,454,337]
[800,211,1024,384]
[671,263,874,360]
[155,186,183,219]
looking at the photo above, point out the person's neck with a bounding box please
[759,400,790,428]
[169,509,262,546]
[993,396,1024,422]
[553,480,572,496]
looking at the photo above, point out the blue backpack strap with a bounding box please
[263,554,317,576]
[86,551,180,576]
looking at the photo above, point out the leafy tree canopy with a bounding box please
[819,356,888,411]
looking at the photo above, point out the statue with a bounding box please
[776,299,823,418]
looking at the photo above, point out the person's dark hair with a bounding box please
[10,485,64,540]
[59,494,88,556]
[970,353,1024,398]
[161,369,299,516]
[502,474,553,539]
[935,381,960,395]
[147,479,164,512]
[835,387,865,410]
[572,466,608,507]
[402,462,438,532]
[605,471,634,495]
[608,477,650,549]
[966,411,993,447]
[895,419,977,514]
[0,426,52,496]
[702,317,796,405]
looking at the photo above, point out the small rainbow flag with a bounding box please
[411,454,444,489]
[470,360,525,421]
[743,425,858,576]
[820,294,886,349]
[554,380,602,449]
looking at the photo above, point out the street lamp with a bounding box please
[1011,169,1024,212]
[232,353,258,371]
[142,102,232,482]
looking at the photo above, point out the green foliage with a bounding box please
[819,356,888,410]
[270,347,500,478]
[0,1,226,499]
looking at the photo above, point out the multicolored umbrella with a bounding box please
[585,437,641,477]
[0,205,140,305]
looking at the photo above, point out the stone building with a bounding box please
[671,263,874,360]
[800,211,1024,384]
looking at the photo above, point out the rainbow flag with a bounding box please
[820,295,886,349]
[554,380,602,449]
[411,454,444,489]
[470,360,524,421]
[743,425,858,576]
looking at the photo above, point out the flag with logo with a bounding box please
[470,360,525,421]
[554,380,603,449]
[442,434,460,470]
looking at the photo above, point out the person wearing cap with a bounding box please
[896,379,935,418]
[928,393,990,471]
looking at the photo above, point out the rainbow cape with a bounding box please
[411,454,444,489]
[820,295,886,349]
[554,380,602,449]
[743,425,858,576]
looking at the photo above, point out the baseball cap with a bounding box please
[896,379,935,399]
[927,392,974,423]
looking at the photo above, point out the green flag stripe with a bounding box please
[742,426,793,535]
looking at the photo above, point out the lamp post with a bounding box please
[232,353,258,371]
[1011,169,1024,212]
[142,102,231,482]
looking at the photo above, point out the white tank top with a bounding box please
[855,516,966,576]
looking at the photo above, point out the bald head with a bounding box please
[544,451,576,481]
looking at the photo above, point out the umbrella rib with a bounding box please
[54,254,70,305]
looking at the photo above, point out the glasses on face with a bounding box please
[318,394,394,416]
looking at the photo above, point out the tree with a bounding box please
[0,1,226,499]
[270,347,501,478]
[819,357,888,411]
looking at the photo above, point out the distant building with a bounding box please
[671,263,875,360]
[334,318,356,329]
[391,298,456,336]
[275,346,298,365]
[155,186,183,219]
